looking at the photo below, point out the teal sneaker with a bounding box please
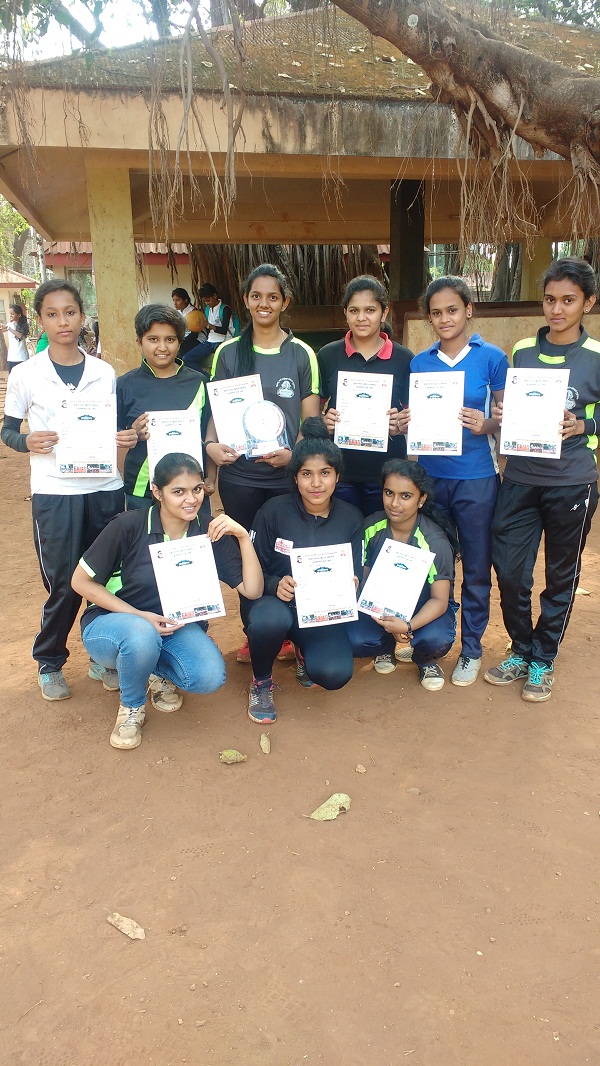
[484,654,528,686]
[521,661,554,703]
[248,677,277,724]
[38,670,71,701]
[88,662,120,691]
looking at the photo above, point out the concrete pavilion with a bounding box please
[0,7,596,371]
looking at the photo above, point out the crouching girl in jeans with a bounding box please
[71,452,263,749]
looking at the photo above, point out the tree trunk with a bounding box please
[332,0,600,241]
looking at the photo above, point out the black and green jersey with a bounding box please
[362,510,454,611]
[210,330,320,489]
[506,326,600,487]
[117,359,206,499]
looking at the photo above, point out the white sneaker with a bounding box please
[418,663,445,691]
[451,655,482,687]
[395,643,413,663]
[110,703,146,749]
[374,653,397,674]
[148,674,183,713]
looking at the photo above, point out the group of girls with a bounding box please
[3,256,598,750]
[1,303,29,372]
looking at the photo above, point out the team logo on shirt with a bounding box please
[276,377,295,398]
[565,386,579,411]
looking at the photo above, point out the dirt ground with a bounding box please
[2,438,600,1066]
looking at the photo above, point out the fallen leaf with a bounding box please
[107,913,145,940]
[309,793,351,820]
[277,72,292,79]
[355,764,366,773]
[260,733,271,754]
[219,749,247,764]
[575,587,590,596]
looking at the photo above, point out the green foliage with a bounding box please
[0,197,29,270]
[483,0,599,28]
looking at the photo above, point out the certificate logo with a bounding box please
[175,559,193,566]
[276,377,295,398]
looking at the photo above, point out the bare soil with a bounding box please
[2,441,600,1066]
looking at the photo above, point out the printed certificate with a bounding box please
[207,374,263,454]
[291,543,358,628]
[334,370,393,452]
[358,538,435,622]
[500,368,570,459]
[146,410,203,482]
[407,371,465,456]
[55,396,117,476]
[149,535,225,624]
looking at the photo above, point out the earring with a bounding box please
[584,309,590,314]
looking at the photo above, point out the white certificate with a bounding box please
[358,538,435,622]
[55,396,117,477]
[407,371,464,456]
[291,543,358,628]
[149,535,225,624]
[146,410,203,482]
[207,374,263,455]
[334,371,393,452]
[500,368,570,459]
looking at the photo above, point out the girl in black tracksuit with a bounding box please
[485,257,600,703]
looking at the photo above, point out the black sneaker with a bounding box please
[248,677,277,723]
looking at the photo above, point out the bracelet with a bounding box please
[204,440,216,447]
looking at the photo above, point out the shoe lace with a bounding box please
[528,661,550,685]
[457,655,471,670]
[500,654,526,670]
[422,664,439,677]
[122,706,142,727]
[251,679,277,708]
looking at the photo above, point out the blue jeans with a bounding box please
[246,596,354,689]
[348,605,457,666]
[82,613,226,708]
[431,475,499,659]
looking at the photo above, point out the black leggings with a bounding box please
[246,596,354,688]
[218,479,291,532]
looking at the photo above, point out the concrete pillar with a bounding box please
[388,180,426,301]
[85,159,139,374]
[520,238,554,301]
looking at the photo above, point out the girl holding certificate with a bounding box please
[318,275,413,517]
[245,419,363,724]
[205,263,321,663]
[350,460,458,690]
[1,279,131,702]
[408,277,509,688]
[71,453,263,750]
[486,257,599,702]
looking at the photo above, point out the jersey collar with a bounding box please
[344,331,393,360]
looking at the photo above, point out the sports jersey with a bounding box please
[250,492,363,598]
[504,326,600,487]
[363,510,454,613]
[117,358,206,500]
[318,332,412,483]
[410,333,508,480]
[4,350,123,496]
[210,330,320,489]
[79,505,242,630]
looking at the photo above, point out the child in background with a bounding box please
[1,303,29,372]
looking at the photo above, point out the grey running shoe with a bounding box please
[418,663,445,691]
[38,670,71,701]
[110,703,146,749]
[521,661,554,703]
[248,677,277,724]
[374,652,397,674]
[395,643,413,662]
[148,674,183,712]
[484,654,528,686]
[88,662,120,691]
[451,655,481,687]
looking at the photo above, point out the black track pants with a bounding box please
[31,489,124,672]
[491,478,598,666]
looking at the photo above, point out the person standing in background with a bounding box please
[1,303,29,372]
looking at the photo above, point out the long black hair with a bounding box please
[151,452,204,491]
[235,263,290,376]
[288,416,344,479]
[9,303,28,337]
[380,458,460,557]
[543,257,597,300]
